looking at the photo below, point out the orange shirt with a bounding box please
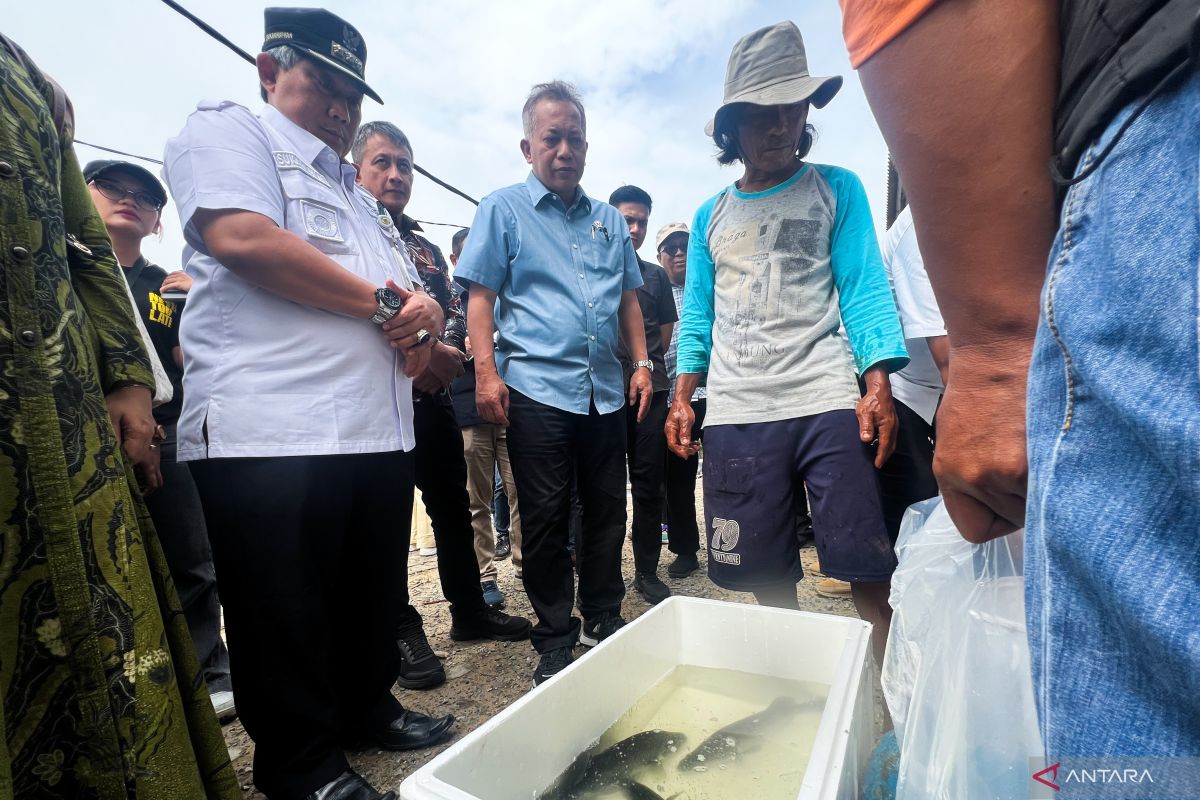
[839,0,943,68]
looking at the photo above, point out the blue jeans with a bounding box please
[1026,65,1200,759]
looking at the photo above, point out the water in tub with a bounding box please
[539,665,828,799]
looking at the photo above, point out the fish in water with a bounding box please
[540,729,686,800]
[678,696,811,771]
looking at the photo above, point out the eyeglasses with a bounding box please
[90,178,162,212]
[659,242,687,256]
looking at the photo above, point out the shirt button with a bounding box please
[18,329,37,346]
[588,302,593,308]
[11,245,31,261]
[572,244,578,250]
[590,335,596,341]
[0,161,16,178]
[578,273,584,279]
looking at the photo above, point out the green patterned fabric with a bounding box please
[0,36,240,799]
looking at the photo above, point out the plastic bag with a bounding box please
[883,497,1043,800]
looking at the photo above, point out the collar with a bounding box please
[524,171,592,215]
[260,104,353,185]
[397,213,422,236]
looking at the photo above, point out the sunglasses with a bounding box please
[659,242,687,256]
[91,178,163,212]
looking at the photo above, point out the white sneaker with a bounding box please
[210,690,237,722]
[419,546,437,556]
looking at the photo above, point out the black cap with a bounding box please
[83,160,168,208]
[263,7,382,104]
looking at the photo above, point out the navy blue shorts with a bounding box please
[702,409,896,591]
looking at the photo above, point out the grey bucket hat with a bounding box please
[705,21,843,136]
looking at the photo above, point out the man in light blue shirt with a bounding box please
[455,80,653,686]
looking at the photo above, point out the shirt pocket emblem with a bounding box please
[300,199,344,243]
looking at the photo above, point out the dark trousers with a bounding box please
[877,398,940,539]
[626,391,669,573]
[665,398,706,555]
[410,395,486,621]
[143,437,231,693]
[506,389,626,652]
[191,452,412,799]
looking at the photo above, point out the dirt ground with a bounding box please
[221,480,869,797]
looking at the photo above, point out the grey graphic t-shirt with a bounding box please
[674,163,907,427]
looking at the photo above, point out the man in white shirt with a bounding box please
[162,9,451,799]
[879,205,947,538]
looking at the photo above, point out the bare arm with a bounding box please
[659,322,674,356]
[467,286,509,426]
[620,289,652,421]
[857,0,1059,541]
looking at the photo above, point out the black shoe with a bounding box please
[396,622,446,690]
[495,531,512,561]
[666,551,700,579]
[306,770,396,800]
[533,646,574,686]
[369,709,456,751]
[578,612,626,647]
[633,571,672,605]
[450,606,532,642]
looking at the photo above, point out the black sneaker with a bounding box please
[533,646,574,686]
[495,531,512,561]
[666,551,700,579]
[396,623,445,690]
[633,572,672,605]
[578,612,626,647]
[450,606,531,642]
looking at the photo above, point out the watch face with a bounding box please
[377,287,403,309]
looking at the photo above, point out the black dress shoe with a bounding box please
[450,606,532,642]
[396,625,446,690]
[305,770,396,800]
[371,709,456,751]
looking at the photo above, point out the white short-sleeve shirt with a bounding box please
[882,206,946,426]
[163,101,421,461]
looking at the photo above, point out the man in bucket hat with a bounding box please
[163,8,452,799]
[667,21,908,666]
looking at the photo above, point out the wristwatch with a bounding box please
[633,359,654,373]
[370,287,403,325]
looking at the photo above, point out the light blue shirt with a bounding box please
[676,163,908,427]
[454,173,643,415]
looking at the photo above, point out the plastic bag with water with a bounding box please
[883,497,1043,800]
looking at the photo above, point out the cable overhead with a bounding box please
[157,0,479,207]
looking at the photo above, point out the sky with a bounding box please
[8,0,889,270]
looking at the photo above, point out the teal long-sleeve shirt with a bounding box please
[675,162,908,427]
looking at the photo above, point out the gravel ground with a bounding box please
[221,480,874,797]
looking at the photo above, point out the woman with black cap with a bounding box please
[85,159,236,723]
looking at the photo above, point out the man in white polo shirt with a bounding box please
[163,8,452,799]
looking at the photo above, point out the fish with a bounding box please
[540,729,687,800]
[677,696,809,771]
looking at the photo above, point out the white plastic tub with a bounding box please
[399,596,877,800]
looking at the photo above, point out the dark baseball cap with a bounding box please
[82,160,168,207]
[263,7,382,104]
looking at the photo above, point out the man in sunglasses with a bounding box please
[657,223,706,580]
[352,121,531,689]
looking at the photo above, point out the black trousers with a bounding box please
[191,452,412,799]
[409,394,487,621]
[506,389,626,652]
[143,435,231,693]
[877,398,940,539]
[665,398,706,555]
[626,390,669,572]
